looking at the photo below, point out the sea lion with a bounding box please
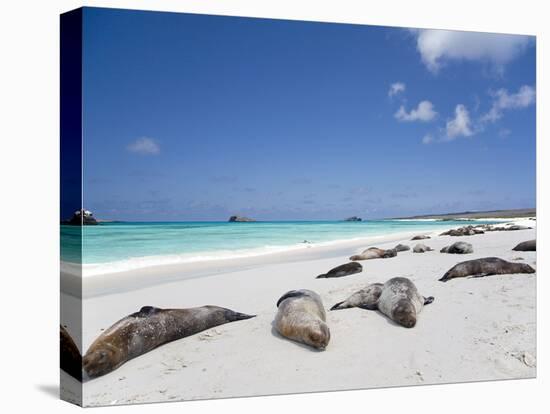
[411,235,430,240]
[513,240,536,252]
[413,243,433,253]
[440,241,473,254]
[83,305,255,380]
[506,225,531,231]
[377,277,434,328]
[350,247,397,261]
[60,325,82,381]
[330,283,384,310]
[275,290,330,350]
[316,262,362,279]
[394,244,411,252]
[440,225,483,236]
[487,224,532,232]
[439,257,535,282]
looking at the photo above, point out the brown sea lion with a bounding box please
[512,240,536,251]
[439,257,535,282]
[350,247,397,261]
[83,305,255,380]
[330,283,384,310]
[316,262,362,279]
[440,241,473,254]
[60,325,82,381]
[377,277,434,328]
[275,290,330,350]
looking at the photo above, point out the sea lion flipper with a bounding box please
[223,309,256,321]
[330,301,346,311]
[423,296,435,305]
[358,302,379,311]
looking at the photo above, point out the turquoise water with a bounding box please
[61,220,497,272]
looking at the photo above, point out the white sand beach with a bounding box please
[62,220,536,406]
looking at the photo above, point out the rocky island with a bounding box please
[62,209,98,225]
[228,215,256,222]
[344,216,362,222]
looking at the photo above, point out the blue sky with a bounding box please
[82,7,536,221]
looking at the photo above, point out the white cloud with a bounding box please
[481,85,536,123]
[127,137,160,155]
[414,29,531,73]
[445,104,473,139]
[395,100,437,122]
[388,82,406,97]
[422,134,434,144]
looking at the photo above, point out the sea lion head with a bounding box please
[392,299,417,328]
[305,321,331,350]
[382,248,397,258]
[82,346,120,380]
[517,263,536,273]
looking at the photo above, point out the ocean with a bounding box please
[60,219,499,275]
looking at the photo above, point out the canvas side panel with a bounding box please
[60,7,83,406]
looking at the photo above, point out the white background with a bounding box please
[0,0,546,413]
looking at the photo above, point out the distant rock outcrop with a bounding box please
[228,215,256,222]
[344,216,362,222]
[63,209,98,226]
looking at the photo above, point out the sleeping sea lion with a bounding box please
[330,283,384,310]
[439,257,535,282]
[316,262,362,278]
[275,290,330,350]
[512,240,536,252]
[83,305,255,380]
[350,247,397,261]
[376,277,434,328]
[440,241,473,254]
[413,243,433,253]
[411,235,430,240]
[394,244,411,252]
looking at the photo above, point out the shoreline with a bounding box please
[63,218,518,279]
[61,218,533,298]
[63,221,498,298]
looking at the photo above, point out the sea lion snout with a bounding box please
[392,299,417,328]
[520,263,536,273]
[82,348,118,380]
[306,322,330,350]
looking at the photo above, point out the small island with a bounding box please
[62,209,98,225]
[344,216,362,222]
[228,215,256,222]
